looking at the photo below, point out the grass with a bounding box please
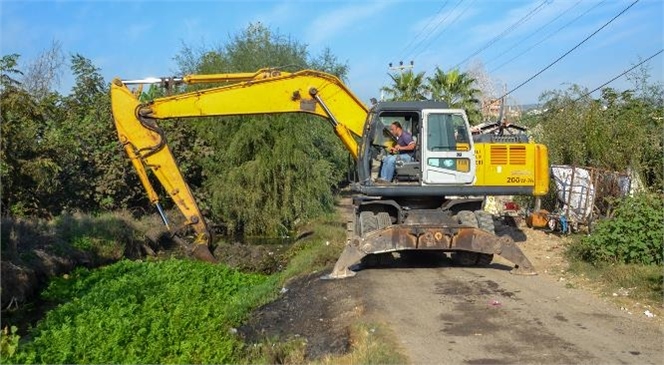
[240,323,407,365]
[566,258,663,306]
[317,323,408,365]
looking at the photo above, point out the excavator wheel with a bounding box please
[451,210,494,267]
[474,210,495,266]
[360,211,395,268]
[451,211,479,265]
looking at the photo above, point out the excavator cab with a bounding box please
[359,102,476,186]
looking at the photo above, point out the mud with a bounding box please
[239,272,363,360]
[212,241,291,275]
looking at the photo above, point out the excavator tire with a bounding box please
[474,210,495,266]
[376,212,392,229]
[451,211,481,266]
[360,211,394,268]
[456,210,478,228]
[358,211,378,235]
[452,210,496,267]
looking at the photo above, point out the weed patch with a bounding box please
[569,192,663,265]
[567,259,663,305]
[4,260,270,364]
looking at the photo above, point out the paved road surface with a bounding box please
[352,264,662,364]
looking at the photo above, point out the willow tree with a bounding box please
[172,23,350,236]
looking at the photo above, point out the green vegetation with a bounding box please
[173,24,349,236]
[564,192,663,307]
[1,23,349,237]
[568,192,663,266]
[0,211,157,263]
[380,67,482,124]
[6,260,270,364]
[567,260,663,305]
[1,212,348,364]
[533,70,663,189]
[318,323,408,365]
[2,17,662,365]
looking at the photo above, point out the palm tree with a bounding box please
[381,70,428,101]
[427,67,481,123]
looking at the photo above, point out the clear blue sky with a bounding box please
[1,0,662,105]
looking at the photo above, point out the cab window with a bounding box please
[426,113,469,152]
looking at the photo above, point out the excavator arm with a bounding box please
[110,68,369,258]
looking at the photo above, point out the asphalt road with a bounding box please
[353,264,663,365]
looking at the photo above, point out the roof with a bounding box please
[373,100,449,113]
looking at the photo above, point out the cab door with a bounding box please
[421,109,476,184]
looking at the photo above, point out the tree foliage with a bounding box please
[1,24,350,236]
[380,70,428,101]
[380,67,482,124]
[427,67,481,124]
[535,73,663,189]
[170,23,350,235]
[1,53,147,217]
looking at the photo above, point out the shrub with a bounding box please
[569,192,663,265]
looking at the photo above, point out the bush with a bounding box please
[569,192,663,265]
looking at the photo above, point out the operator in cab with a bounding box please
[376,121,415,183]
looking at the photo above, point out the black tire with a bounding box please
[376,212,392,229]
[474,210,495,266]
[359,211,378,235]
[358,211,392,268]
[456,210,478,228]
[474,210,495,234]
[451,251,479,266]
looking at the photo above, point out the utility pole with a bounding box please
[388,60,414,74]
[382,61,414,101]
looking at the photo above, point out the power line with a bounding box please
[573,49,663,102]
[484,0,583,67]
[453,0,550,69]
[490,0,607,73]
[499,0,640,100]
[406,0,467,61]
[398,1,450,60]
[410,0,475,62]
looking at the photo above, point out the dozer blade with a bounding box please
[321,242,366,280]
[323,226,536,279]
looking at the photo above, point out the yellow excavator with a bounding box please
[110,68,549,279]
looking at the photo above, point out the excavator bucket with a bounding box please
[171,235,218,263]
[323,226,536,279]
[192,244,218,263]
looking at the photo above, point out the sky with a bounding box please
[1,0,663,105]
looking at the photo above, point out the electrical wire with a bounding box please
[453,0,550,69]
[499,0,640,100]
[573,49,663,102]
[406,0,467,61]
[490,0,607,73]
[484,0,583,67]
[398,0,450,61]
